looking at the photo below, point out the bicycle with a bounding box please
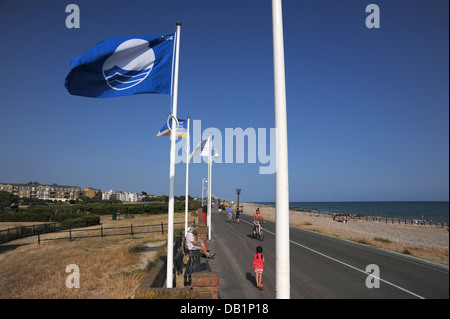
[253,222,264,241]
[227,212,232,223]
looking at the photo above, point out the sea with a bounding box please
[253,201,449,224]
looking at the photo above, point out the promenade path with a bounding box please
[205,209,449,299]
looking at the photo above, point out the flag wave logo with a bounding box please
[102,39,155,90]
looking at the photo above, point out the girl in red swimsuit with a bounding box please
[252,246,265,290]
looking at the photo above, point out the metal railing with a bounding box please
[0,219,195,245]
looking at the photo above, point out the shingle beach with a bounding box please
[240,202,449,265]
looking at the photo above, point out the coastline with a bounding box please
[241,202,449,265]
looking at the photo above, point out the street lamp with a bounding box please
[236,189,241,212]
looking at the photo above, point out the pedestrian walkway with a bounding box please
[206,211,276,299]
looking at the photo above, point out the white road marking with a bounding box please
[240,218,426,299]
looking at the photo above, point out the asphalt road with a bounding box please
[206,210,449,299]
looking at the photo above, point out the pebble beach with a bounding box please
[240,202,449,265]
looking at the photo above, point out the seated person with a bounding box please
[185,227,215,259]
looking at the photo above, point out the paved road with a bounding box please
[206,210,449,299]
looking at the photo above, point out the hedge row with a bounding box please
[0,211,100,224]
[0,201,196,223]
[23,202,192,216]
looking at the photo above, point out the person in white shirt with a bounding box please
[185,227,215,259]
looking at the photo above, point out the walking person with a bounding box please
[252,246,265,290]
[235,206,241,224]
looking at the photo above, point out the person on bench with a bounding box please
[185,227,215,259]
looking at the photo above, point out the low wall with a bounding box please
[135,272,219,299]
[135,213,218,299]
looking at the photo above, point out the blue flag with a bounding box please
[65,34,174,98]
[156,118,188,138]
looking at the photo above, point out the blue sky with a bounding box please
[0,0,448,202]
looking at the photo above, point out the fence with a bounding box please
[0,221,72,244]
[0,219,195,245]
[307,211,448,228]
[363,216,449,227]
[36,220,195,244]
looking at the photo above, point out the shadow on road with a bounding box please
[246,272,256,287]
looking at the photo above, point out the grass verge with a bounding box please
[0,213,187,299]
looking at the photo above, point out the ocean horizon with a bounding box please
[251,201,449,223]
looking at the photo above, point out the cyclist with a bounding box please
[252,207,265,236]
[226,206,233,223]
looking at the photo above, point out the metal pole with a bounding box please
[166,21,181,288]
[272,0,290,299]
[207,133,212,240]
[202,178,206,207]
[185,116,190,236]
[236,189,241,211]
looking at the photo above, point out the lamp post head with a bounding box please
[236,189,241,195]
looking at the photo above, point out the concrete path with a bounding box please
[206,210,449,299]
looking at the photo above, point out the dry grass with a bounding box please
[0,213,188,299]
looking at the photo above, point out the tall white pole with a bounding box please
[272,0,290,299]
[166,21,181,289]
[207,133,212,240]
[202,178,206,206]
[184,116,190,236]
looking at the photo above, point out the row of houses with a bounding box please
[0,182,149,203]
[0,182,102,202]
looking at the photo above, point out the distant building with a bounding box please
[102,189,144,202]
[102,189,114,201]
[82,187,102,200]
[0,182,101,202]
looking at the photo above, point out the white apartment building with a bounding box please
[102,190,144,202]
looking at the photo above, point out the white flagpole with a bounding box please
[166,21,181,289]
[207,132,212,240]
[272,0,290,299]
[185,116,190,236]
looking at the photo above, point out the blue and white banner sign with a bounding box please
[65,34,174,98]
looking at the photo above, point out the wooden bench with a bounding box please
[174,246,185,276]
[184,249,202,286]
